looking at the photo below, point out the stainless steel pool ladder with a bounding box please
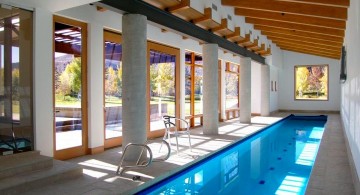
[116,140,171,175]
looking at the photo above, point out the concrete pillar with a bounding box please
[240,57,251,123]
[87,22,104,151]
[260,65,270,116]
[122,14,147,161]
[202,44,219,135]
[34,8,53,156]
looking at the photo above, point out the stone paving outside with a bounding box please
[26,112,356,195]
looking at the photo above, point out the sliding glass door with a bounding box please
[103,30,122,148]
[147,42,179,138]
[53,16,88,160]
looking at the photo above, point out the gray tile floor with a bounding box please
[26,112,356,195]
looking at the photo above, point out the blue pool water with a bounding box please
[136,115,327,195]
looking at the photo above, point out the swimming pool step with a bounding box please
[0,151,53,180]
[0,160,82,195]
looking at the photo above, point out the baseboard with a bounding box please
[251,113,261,116]
[341,118,360,195]
[278,109,340,114]
[88,146,104,155]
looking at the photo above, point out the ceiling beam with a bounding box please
[276,43,341,55]
[275,0,349,7]
[97,0,265,64]
[272,39,341,53]
[262,31,343,46]
[267,36,342,49]
[280,47,340,59]
[246,18,344,37]
[221,0,347,20]
[254,25,344,43]
[235,8,345,29]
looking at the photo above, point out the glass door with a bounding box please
[53,16,88,160]
[0,6,33,155]
[147,42,179,138]
[103,30,122,148]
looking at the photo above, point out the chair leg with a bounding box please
[159,131,168,152]
[175,135,179,155]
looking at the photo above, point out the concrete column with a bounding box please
[240,57,251,123]
[87,22,104,151]
[122,14,147,161]
[260,65,270,116]
[34,8,53,156]
[202,44,219,135]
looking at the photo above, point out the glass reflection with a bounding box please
[225,73,239,109]
[0,7,33,155]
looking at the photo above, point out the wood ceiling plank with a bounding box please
[280,47,340,59]
[262,31,343,46]
[221,0,347,20]
[246,18,344,37]
[254,25,344,43]
[271,39,341,53]
[267,36,341,49]
[235,8,345,29]
[275,0,349,7]
[274,42,341,55]
[278,45,341,57]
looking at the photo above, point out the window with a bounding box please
[185,51,203,127]
[225,62,240,119]
[295,65,328,101]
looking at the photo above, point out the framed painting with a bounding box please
[294,65,328,101]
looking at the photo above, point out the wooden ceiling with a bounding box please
[222,0,349,59]
[141,0,271,57]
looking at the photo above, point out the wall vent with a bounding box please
[212,3,217,11]
[227,14,232,20]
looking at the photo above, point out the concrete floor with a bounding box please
[26,112,356,195]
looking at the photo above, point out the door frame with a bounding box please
[53,15,88,160]
[103,30,123,149]
[146,41,180,138]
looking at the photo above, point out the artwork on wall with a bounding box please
[271,81,273,91]
[275,81,277,91]
[294,64,328,101]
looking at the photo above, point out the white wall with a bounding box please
[251,61,261,114]
[269,65,279,112]
[279,50,340,111]
[341,0,360,191]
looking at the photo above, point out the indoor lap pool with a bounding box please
[131,114,328,195]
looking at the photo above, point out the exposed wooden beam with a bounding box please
[192,7,212,24]
[221,0,347,20]
[275,0,349,7]
[268,36,341,50]
[235,8,345,29]
[271,39,341,53]
[246,39,259,49]
[168,0,190,13]
[262,31,343,46]
[280,47,340,59]
[212,18,228,32]
[237,33,251,45]
[254,25,344,43]
[276,44,341,55]
[96,6,107,12]
[253,43,266,52]
[226,26,241,39]
[246,18,344,37]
